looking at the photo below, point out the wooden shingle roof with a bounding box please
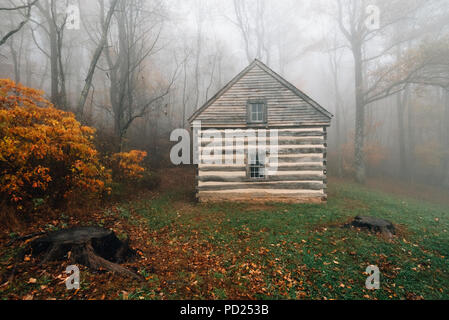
[189,59,333,126]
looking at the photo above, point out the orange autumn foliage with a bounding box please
[0,79,109,208]
[111,150,147,182]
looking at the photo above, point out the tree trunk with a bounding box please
[193,12,202,112]
[9,43,20,83]
[107,0,128,151]
[353,42,366,183]
[56,24,67,110]
[397,90,407,179]
[407,85,416,182]
[331,58,343,177]
[36,0,62,107]
[77,0,118,118]
[442,90,449,187]
[49,13,59,106]
[182,59,188,128]
[335,104,343,178]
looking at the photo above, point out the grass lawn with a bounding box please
[1,172,448,300]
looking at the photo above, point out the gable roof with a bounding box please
[189,59,333,124]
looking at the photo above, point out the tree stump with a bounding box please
[345,216,396,238]
[28,226,141,279]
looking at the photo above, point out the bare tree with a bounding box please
[335,0,431,183]
[33,0,69,108]
[327,34,345,177]
[77,0,118,118]
[103,0,176,150]
[443,90,449,187]
[192,0,204,111]
[230,0,270,64]
[180,47,191,128]
[0,0,38,46]
[5,21,25,82]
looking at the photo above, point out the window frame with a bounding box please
[247,152,267,180]
[247,99,267,124]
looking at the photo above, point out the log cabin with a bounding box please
[189,59,333,203]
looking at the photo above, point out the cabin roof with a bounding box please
[189,59,333,124]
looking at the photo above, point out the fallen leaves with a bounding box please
[2,167,449,301]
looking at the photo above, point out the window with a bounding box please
[247,101,267,124]
[249,153,265,179]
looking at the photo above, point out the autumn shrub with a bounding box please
[0,79,110,211]
[110,150,147,183]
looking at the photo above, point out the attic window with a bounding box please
[247,100,267,124]
[249,153,265,179]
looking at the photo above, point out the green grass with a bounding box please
[123,180,449,300]
[2,179,447,300]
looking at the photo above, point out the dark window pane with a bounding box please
[249,153,265,179]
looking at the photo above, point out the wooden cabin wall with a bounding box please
[196,126,328,203]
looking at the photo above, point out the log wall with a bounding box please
[196,127,328,203]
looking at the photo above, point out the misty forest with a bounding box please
[0,0,449,301]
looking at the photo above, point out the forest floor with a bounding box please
[1,167,448,300]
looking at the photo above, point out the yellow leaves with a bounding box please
[121,290,129,300]
[0,79,108,207]
[111,150,147,181]
[80,125,95,135]
[28,278,37,284]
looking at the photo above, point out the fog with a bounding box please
[1,0,449,187]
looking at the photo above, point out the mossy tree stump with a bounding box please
[28,226,141,279]
[346,216,396,238]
